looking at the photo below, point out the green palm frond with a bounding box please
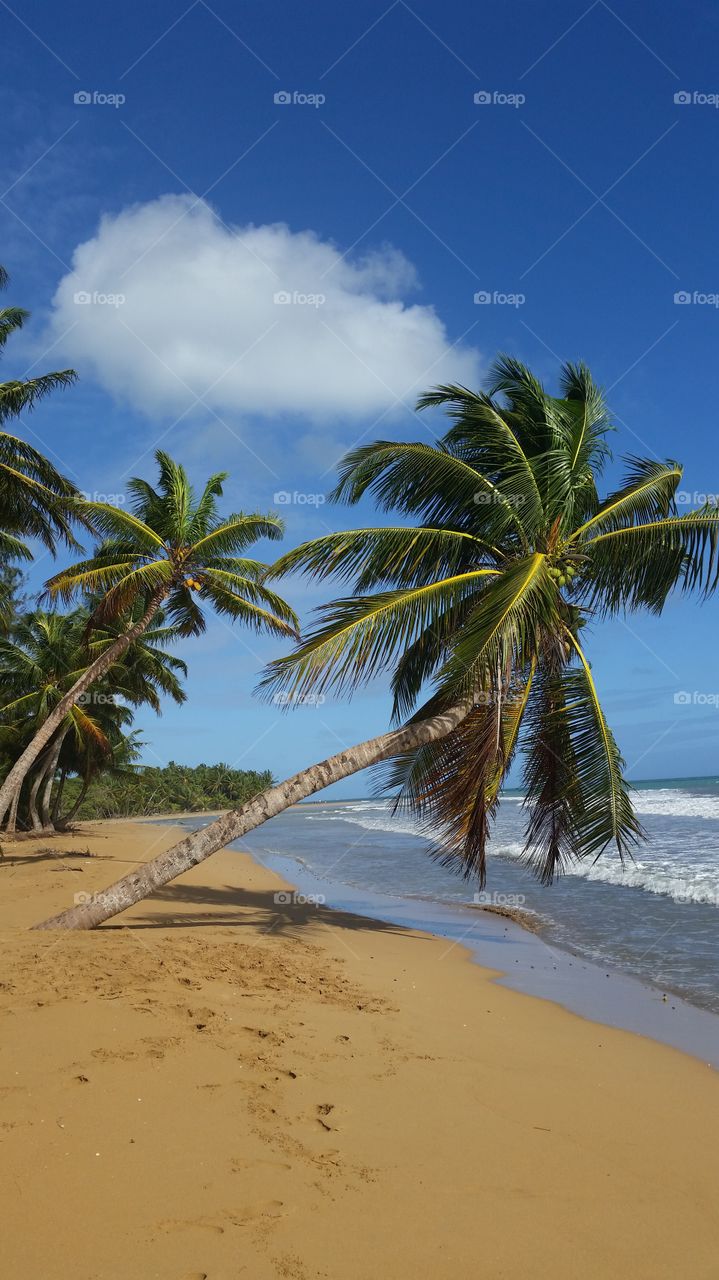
[581,505,719,611]
[0,370,77,423]
[260,570,499,703]
[520,662,583,883]
[569,457,683,544]
[189,513,285,559]
[268,526,499,591]
[562,630,643,859]
[330,441,529,546]
[435,554,553,703]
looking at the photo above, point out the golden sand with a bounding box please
[1,819,718,1278]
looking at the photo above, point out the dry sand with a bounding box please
[1,818,718,1279]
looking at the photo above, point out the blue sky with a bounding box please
[3,0,719,793]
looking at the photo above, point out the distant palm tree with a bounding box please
[0,265,80,578]
[0,451,298,826]
[37,359,719,930]
[0,605,186,831]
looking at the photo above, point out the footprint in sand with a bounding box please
[159,1202,285,1235]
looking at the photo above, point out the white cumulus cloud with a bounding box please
[48,195,480,420]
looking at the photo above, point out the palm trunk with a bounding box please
[34,699,471,931]
[0,591,166,830]
[39,730,67,830]
[56,767,93,830]
[6,786,20,835]
[28,762,48,832]
[51,763,68,825]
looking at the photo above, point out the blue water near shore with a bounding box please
[227,776,719,1019]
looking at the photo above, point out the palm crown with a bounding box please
[46,450,299,638]
[0,265,79,560]
[264,357,719,883]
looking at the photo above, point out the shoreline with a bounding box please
[3,818,719,1277]
[160,813,719,1067]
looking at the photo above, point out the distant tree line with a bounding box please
[60,761,275,820]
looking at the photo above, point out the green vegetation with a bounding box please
[60,761,275,820]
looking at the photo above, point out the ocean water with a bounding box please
[231,776,719,1016]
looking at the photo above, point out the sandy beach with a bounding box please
[2,819,718,1279]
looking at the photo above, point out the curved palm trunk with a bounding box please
[28,761,49,832]
[56,766,93,830]
[39,729,68,830]
[0,591,166,830]
[34,699,471,931]
[51,762,68,825]
[6,786,20,836]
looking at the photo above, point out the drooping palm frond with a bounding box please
[580,504,719,612]
[562,630,643,859]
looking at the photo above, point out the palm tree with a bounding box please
[0,451,298,826]
[0,265,80,579]
[35,358,719,930]
[0,605,186,831]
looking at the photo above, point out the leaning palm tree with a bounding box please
[0,451,298,827]
[36,358,719,930]
[0,605,186,831]
[0,265,80,574]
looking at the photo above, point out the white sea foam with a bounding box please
[306,792,719,908]
[490,840,719,907]
[631,788,719,820]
